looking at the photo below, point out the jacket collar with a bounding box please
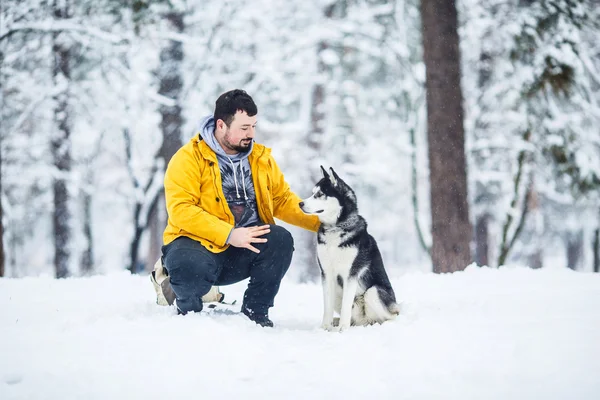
[196,136,217,163]
[195,135,269,163]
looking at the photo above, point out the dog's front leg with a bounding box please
[321,273,336,331]
[336,278,359,332]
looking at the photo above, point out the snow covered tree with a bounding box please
[1,0,142,276]
[127,4,186,273]
[4,0,596,278]
[460,0,600,269]
[151,9,185,270]
[51,0,74,278]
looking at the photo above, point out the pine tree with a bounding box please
[461,0,600,268]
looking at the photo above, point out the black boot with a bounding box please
[242,307,274,328]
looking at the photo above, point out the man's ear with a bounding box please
[328,167,339,186]
[320,165,330,180]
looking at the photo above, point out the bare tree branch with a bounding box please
[0,21,127,43]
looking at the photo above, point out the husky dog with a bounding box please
[300,166,400,331]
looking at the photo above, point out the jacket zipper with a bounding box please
[209,159,234,225]
[252,147,272,224]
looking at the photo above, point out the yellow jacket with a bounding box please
[163,136,320,252]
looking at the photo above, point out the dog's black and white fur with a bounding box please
[300,166,400,331]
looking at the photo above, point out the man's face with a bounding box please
[216,110,257,155]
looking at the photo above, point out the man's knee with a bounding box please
[163,239,218,298]
[266,225,294,253]
[253,225,294,278]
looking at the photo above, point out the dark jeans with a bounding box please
[161,225,294,315]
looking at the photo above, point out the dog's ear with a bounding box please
[320,165,330,180]
[328,167,339,186]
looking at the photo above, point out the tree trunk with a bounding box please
[420,0,472,273]
[473,47,493,268]
[52,0,72,279]
[524,185,543,269]
[0,173,4,278]
[128,191,160,273]
[124,128,163,273]
[129,202,144,273]
[0,36,3,277]
[566,230,583,271]
[0,126,4,277]
[498,130,533,266]
[157,12,184,165]
[527,250,543,269]
[593,226,599,273]
[80,188,94,275]
[475,213,489,267]
[147,195,162,272]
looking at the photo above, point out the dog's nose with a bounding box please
[299,201,304,208]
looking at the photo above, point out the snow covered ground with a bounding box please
[1,265,599,400]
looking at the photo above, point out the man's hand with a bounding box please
[228,225,270,253]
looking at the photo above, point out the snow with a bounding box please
[1,266,599,399]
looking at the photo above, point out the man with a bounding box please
[161,89,319,327]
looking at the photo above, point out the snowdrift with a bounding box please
[1,266,599,399]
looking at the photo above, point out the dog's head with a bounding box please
[299,166,357,225]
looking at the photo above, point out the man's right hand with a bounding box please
[228,225,270,253]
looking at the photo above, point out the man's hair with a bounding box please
[214,89,257,126]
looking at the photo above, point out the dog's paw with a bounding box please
[321,321,334,331]
[327,321,350,332]
[330,326,348,333]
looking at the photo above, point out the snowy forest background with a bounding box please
[1,0,599,280]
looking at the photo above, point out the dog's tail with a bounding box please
[388,302,401,316]
[376,286,401,316]
[362,286,401,323]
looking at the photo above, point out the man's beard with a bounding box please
[224,131,252,153]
